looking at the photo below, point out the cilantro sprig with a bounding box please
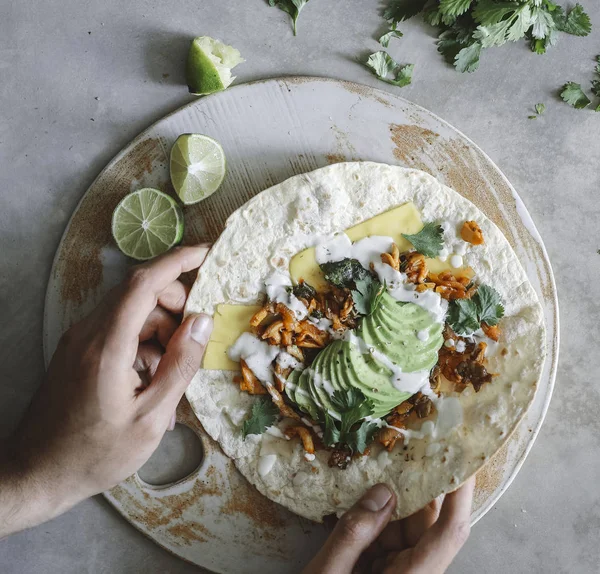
[447,284,505,336]
[402,222,444,258]
[269,0,310,36]
[382,1,591,73]
[323,390,379,454]
[241,398,280,439]
[352,278,386,316]
[365,51,414,87]
[379,23,404,47]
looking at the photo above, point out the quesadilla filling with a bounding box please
[227,217,504,470]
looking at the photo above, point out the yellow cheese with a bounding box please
[202,304,261,370]
[204,202,473,370]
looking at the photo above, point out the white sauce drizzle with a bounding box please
[265,271,308,319]
[450,254,463,269]
[258,454,277,477]
[469,328,500,357]
[343,331,431,395]
[265,426,289,440]
[276,351,304,371]
[444,339,455,348]
[304,452,315,462]
[377,450,391,469]
[228,333,279,385]
[417,329,429,342]
[455,340,466,353]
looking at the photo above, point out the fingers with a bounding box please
[133,343,163,389]
[155,280,189,314]
[139,307,179,347]
[107,246,210,351]
[142,313,213,413]
[302,484,396,574]
[401,477,475,574]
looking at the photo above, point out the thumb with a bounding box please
[146,313,213,411]
[304,484,396,574]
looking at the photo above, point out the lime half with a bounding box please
[170,134,226,204]
[111,188,184,260]
[186,36,244,96]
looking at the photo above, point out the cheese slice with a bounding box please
[203,202,472,370]
[202,304,261,370]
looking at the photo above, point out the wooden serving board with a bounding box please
[43,77,559,573]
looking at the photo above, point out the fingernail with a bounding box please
[190,314,213,345]
[360,484,393,512]
[167,413,176,431]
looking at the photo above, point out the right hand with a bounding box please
[304,476,475,574]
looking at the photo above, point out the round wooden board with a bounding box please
[44,77,559,573]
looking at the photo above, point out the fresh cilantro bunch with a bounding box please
[383,0,591,73]
[323,389,380,454]
[447,284,505,335]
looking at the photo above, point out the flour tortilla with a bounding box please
[185,162,545,522]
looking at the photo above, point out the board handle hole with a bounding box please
[137,423,204,486]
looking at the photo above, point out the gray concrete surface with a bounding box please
[1,0,600,572]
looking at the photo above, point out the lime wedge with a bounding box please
[186,36,244,96]
[111,188,184,260]
[170,134,226,204]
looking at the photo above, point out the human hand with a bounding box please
[0,246,213,536]
[305,476,475,574]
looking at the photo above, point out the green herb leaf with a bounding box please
[241,398,279,439]
[379,24,404,47]
[269,0,310,36]
[402,222,444,257]
[528,115,537,120]
[591,56,600,98]
[447,284,505,335]
[454,42,481,73]
[345,421,380,454]
[473,285,504,326]
[472,0,517,26]
[447,298,480,336]
[561,82,591,109]
[352,278,385,316]
[320,258,372,289]
[323,412,341,447]
[325,390,377,453]
[554,3,591,37]
[366,51,414,87]
[535,103,546,115]
[383,0,428,24]
[439,0,473,19]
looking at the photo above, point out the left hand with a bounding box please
[1,246,213,536]
[304,477,475,574]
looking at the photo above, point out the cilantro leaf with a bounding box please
[561,82,591,109]
[447,298,480,336]
[366,51,414,87]
[554,3,591,37]
[473,285,504,326]
[591,56,600,99]
[447,284,505,335]
[439,0,473,19]
[379,24,404,48]
[345,421,380,454]
[324,412,341,447]
[383,0,427,24]
[472,0,517,26]
[454,42,481,73]
[241,398,279,438]
[402,222,444,257]
[269,0,310,36]
[528,29,559,54]
[535,103,546,115]
[325,390,377,453]
[352,278,385,316]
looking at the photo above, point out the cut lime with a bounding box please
[111,188,184,260]
[170,134,226,204]
[186,36,244,96]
